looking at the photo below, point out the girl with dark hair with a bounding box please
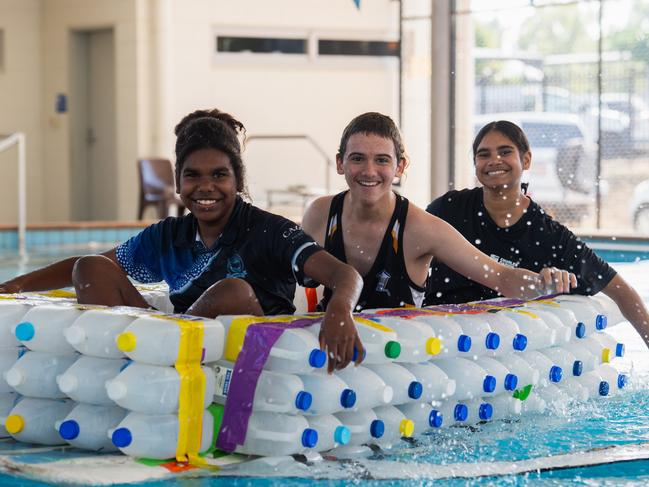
[302,113,574,312]
[0,109,365,371]
[425,120,649,346]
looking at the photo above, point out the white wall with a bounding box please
[0,0,42,225]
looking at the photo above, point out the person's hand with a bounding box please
[539,267,577,295]
[319,301,364,373]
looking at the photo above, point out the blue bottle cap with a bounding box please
[119,360,133,372]
[295,391,312,411]
[15,322,35,341]
[334,425,351,445]
[429,410,443,428]
[478,403,493,421]
[599,381,610,396]
[408,381,423,399]
[504,373,518,391]
[618,374,628,389]
[308,349,326,368]
[483,375,496,393]
[616,343,625,358]
[549,365,563,383]
[595,314,607,330]
[572,360,583,377]
[512,334,527,351]
[340,389,356,409]
[575,322,586,338]
[301,428,318,448]
[457,334,472,352]
[352,347,367,362]
[370,419,384,438]
[485,332,500,350]
[454,404,468,422]
[59,420,80,440]
[111,428,133,448]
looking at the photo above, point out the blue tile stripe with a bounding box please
[0,228,141,251]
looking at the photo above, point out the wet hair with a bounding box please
[338,112,406,162]
[472,120,531,194]
[174,109,247,194]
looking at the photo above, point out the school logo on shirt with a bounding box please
[489,254,519,268]
[375,270,391,296]
[226,253,247,278]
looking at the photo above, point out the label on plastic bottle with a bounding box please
[212,364,234,397]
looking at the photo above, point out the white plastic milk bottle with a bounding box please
[57,403,127,451]
[4,350,78,398]
[4,397,75,445]
[57,355,129,405]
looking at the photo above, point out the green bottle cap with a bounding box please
[384,340,401,359]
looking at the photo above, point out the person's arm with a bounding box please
[302,250,364,373]
[416,210,575,299]
[602,274,649,348]
[0,249,118,294]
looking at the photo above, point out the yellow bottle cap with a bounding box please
[5,414,25,434]
[399,419,415,438]
[426,337,442,356]
[602,347,611,364]
[116,332,137,352]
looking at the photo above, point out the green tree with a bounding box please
[606,0,649,65]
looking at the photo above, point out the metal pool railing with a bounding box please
[0,132,27,260]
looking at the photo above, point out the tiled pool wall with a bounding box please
[0,225,146,252]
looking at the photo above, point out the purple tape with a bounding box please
[215,317,321,452]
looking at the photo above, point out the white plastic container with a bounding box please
[57,403,127,451]
[236,411,318,456]
[458,398,493,424]
[448,313,501,356]
[0,392,20,438]
[522,302,582,340]
[590,333,625,361]
[575,370,610,398]
[400,362,456,401]
[430,399,469,427]
[117,314,225,366]
[106,362,216,414]
[473,356,519,394]
[551,296,607,337]
[365,316,442,362]
[365,363,423,406]
[558,378,590,402]
[110,409,214,459]
[335,366,393,410]
[539,347,583,377]
[434,358,496,400]
[334,408,385,446]
[13,304,83,353]
[307,317,401,364]
[536,382,577,405]
[496,310,556,350]
[372,405,414,448]
[518,351,563,386]
[488,394,522,421]
[298,371,357,415]
[305,414,351,451]
[212,361,313,414]
[520,392,547,414]
[523,308,571,346]
[64,308,137,358]
[403,314,473,357]
[0,301,30,348]
[4,397,75,445]
[4,351,78,398]
[590,294,625,327]
[0,348,25,394]
[219,316,327,373]
[396,402,443,434]
[481,313,528,354]
[566,341,599,372]
[496,354,540,387]
[597,363,628,394]
[57,356,129,406]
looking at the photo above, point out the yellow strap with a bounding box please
[175,319,206,465]
[535,299,560,307]
[224,315,306,362]
[36,289,77,298]
[466,302,539,319]
[354,316,394,333]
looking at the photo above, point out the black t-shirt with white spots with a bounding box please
[424,187,616,305]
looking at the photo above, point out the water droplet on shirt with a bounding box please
[475,239,482,245]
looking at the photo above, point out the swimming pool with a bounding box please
[1,245,648,486]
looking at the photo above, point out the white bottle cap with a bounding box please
[64,326,86,345]
[57,374,78,393]
[381,386,394,404]
[106,380,127,401]
[5,369,25,387]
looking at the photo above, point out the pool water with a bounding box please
[0,249,648,486]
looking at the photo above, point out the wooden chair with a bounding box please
[137,158,185,220]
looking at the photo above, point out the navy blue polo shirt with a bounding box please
[116,197,322,314]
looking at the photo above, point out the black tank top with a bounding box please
[320,191,425,311]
